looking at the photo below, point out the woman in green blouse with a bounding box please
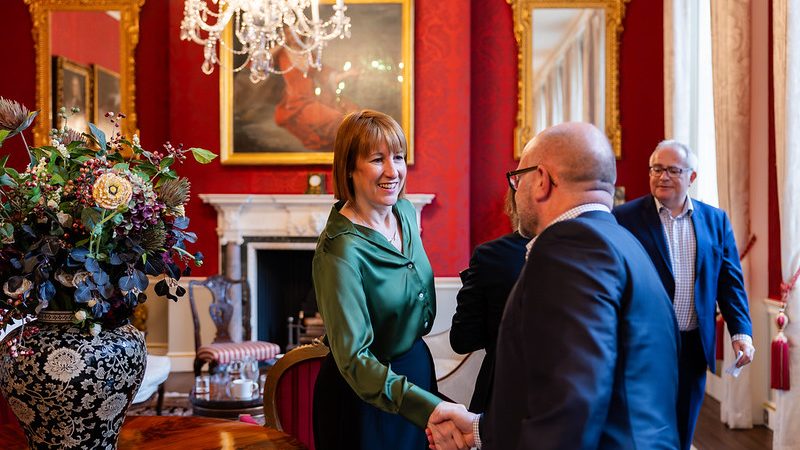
[312,110,443,449]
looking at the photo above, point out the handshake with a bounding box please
[425,402,481,450]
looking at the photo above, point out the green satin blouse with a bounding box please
[312,198,441,429]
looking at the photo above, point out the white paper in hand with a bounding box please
[725,351,744,378]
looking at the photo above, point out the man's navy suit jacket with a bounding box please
[612,195,752,370]
[450,232,529,413]
[484,211,680,450]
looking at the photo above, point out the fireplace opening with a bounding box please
[255,249,317,350]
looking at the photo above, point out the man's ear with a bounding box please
[689,171,698,184]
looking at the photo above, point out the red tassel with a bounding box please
[715,313,725,361]
[771,312,790,390]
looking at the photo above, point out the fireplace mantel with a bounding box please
[199,194,436,245]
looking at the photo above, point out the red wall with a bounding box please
[1,0,665,278]
[51,11,120,72]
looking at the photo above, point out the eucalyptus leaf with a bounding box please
[93,269,110,286]
[0,174,16,187]
[190,147,218,164]
[118,275,135,291]
[80,208,102,230]
[69,247,89,262]
[0,129,9,147]
[74,285,92,303]
[154,279,168,297]
[84,257,101,274]
[89,123,107,153]
[38,281,55,302]
[132,269,149,291]
[159,157,174,169]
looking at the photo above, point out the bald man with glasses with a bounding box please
[612,140,754,450]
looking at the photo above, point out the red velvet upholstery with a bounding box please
[274,357,323,450]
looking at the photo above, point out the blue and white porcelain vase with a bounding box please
[0,311,146,449]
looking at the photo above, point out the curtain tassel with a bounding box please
[771,311,790,390]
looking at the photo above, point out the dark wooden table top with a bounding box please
[0,415,306,449]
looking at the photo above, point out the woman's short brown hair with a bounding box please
[332,110,407,202]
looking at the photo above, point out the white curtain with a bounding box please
[532,10,605,135]
[710,0,753,429]
[664,0,719,206]
[665,0,753,428]
[773,0,800,448]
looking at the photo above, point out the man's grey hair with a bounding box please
[652,140,698,171]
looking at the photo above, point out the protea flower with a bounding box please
[61,128,86,146]
[0,97,29,131]
[158,178,191,208]
[141,220,167,252]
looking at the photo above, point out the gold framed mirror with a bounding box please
[26,0,144,147]
[509,0,629,159]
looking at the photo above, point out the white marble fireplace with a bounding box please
[199,194,436,343]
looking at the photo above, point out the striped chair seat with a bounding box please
[197,341,281,365]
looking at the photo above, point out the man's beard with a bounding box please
[519,210,538,239]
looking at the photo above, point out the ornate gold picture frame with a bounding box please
[92,64,121,141]
[220,0,414,165]
[26,0,144,147]
[508,0,629,159]
[53,56,91,134]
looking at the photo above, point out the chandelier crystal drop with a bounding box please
[181,0,352,83]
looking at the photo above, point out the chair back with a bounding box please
[187,275,251,352]
[263,340,329,450]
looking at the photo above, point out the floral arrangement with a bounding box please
[0,98,216,352]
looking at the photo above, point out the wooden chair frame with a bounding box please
[263,340,330,431]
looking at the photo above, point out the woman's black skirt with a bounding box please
[313,338,437,450]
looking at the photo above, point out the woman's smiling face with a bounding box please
[351,142,406,210]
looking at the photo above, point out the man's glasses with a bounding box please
[649,165,690,178]
[506,165,557,191]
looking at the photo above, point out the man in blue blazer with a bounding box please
[612,140,754,450]
[427,123,680,449]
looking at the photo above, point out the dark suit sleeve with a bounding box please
[716,213,752,336]
[450,249,488,354]
[516,223,623,449]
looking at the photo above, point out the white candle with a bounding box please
[311,0,320,22]
[336,0,344,8]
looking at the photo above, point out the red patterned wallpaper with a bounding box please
[469,0,518,248]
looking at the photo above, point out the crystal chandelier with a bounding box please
[181,0,351,83]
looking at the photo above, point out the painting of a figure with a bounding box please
[93,65,121,140]
[223,0,412,165]
[53,56,91,134]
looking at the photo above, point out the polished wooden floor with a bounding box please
[694,396,772,450]
[164,372,772,449]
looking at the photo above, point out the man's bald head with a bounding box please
[523,122,616,195]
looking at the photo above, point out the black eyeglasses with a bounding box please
[649,165,690,177]
[506,165,557,191]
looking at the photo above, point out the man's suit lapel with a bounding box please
[642,198,673,275]
[691,203,709,299]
